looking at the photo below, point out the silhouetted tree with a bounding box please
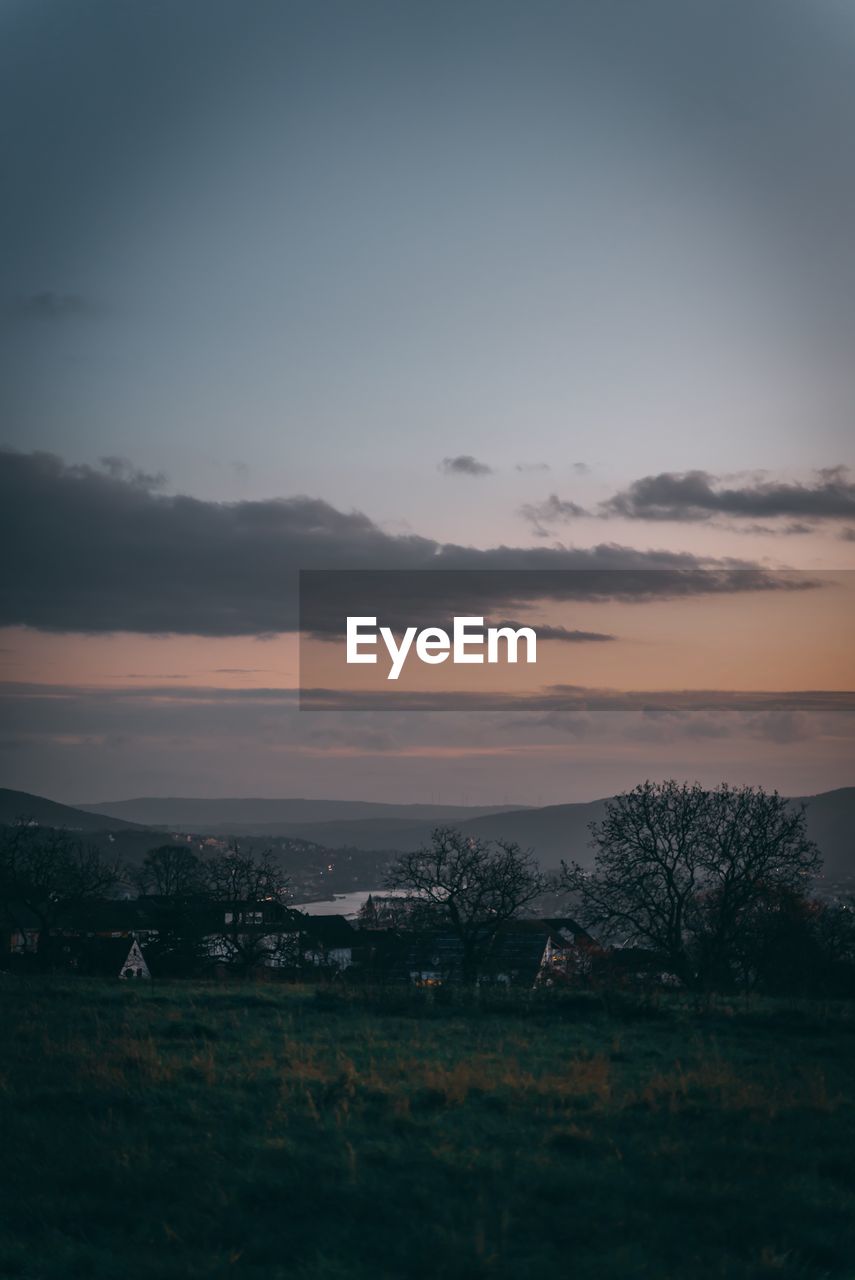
[743,890,855,996]
[205,841,284,904]
[560,781,821,991]
[134,844,204,898]
[386,827,544,983]
[203,842,296,972]
[0,825,118,968]
[134,844,207,976]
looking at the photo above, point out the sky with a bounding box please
[1,0,854,804]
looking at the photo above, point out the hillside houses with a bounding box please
[0,896,360,977]
[71,936,152,980]
[401,918,593,987]
[2,896,605,986]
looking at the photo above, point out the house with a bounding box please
[1,898,168,967]
[404,917,592,987]
[68,935,152,980]
[62,898,164,944]
[300,914,355,971]
[196,907,356,974]
[118,938,150,979]
[200,899,302,970]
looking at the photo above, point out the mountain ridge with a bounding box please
[76,796,528,828]
[0,788,145,833]
[3,786,852,879]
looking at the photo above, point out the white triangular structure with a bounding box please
[119,937,150,980]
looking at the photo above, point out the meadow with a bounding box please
[1,980,854,1280]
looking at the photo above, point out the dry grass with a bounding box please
[0,980,854,1279]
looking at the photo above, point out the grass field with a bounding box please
[1,980,854,1280]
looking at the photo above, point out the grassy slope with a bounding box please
[1,982,854,1280]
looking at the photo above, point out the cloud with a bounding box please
[124,672,188,680]
[514,462,551,473]
[741,522,816,537]
[0,448,815,637]
[212,667,271,674]
[300,559,815,639]
[602,468,855,523]
[519,493,589,534]
[98,456,167,490]
[572,463,590,475]
[745,710,814,744]
[1,681,850,802]
[3,681,850,735]
[490,621,616,643]
[439,454,492,476]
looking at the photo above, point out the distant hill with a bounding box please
[0,788,143,833]
[146,788,849,878]
[238,802,611,865]
[76,796,525,831]
[453,789,855,877]
[455,799,610,868]
[791,787,855,882]
[8,785,854,880]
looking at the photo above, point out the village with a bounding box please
[3,782,855,998]
[1,890,608,989]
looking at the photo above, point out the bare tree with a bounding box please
[0,824,118,967]
[133,844,207,975]
[203,842,296,972]
[205,841,284,904]
[386,827,545,983]
[134,844,204,899]
[560,781,821,991]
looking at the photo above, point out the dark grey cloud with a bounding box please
[519,494,589,534]
[514,462,550,473]
[0,449,816,637]
[523,468,855,532]
[490,622,615,644]
[439,455,492,477]
[299,559,817,640]
[603,467,855,524]
[741,522,816,537]
[98,456,167,490]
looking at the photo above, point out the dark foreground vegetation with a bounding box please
[1,979,854,1280]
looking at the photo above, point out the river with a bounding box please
[292,888,408,918]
